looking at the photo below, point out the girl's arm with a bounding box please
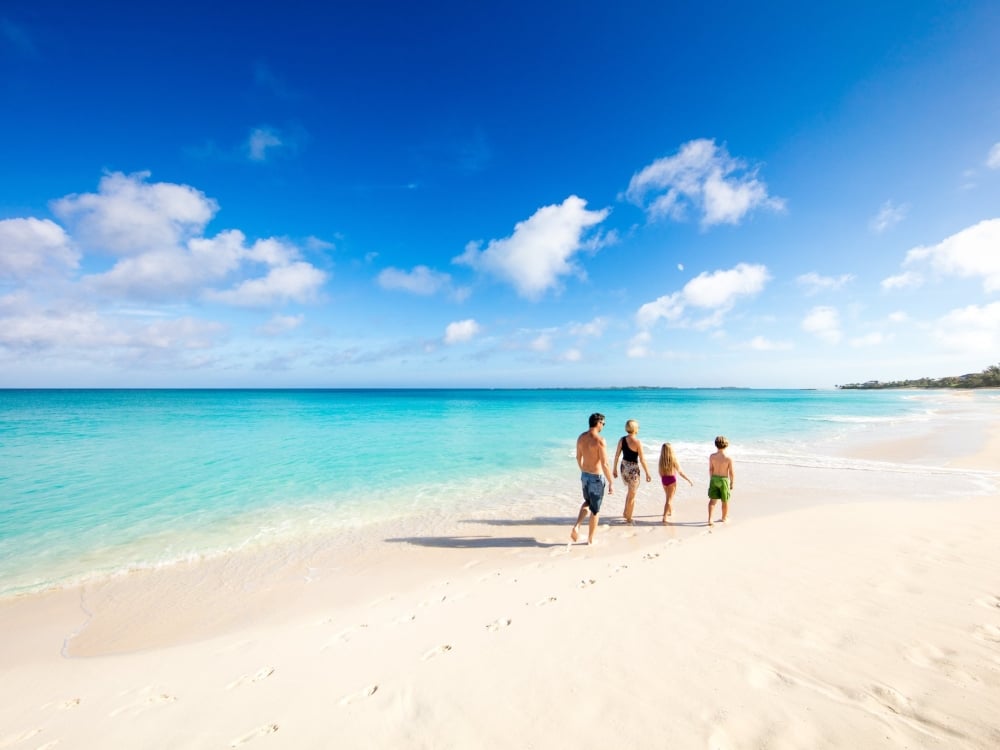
[612,438,623,477]
[678,464,693,485]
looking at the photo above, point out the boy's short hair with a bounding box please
[589,413,606,428]
[714,435,729,449]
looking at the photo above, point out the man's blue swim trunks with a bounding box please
[581,471,605,514]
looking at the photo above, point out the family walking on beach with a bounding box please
[571,414,735,544]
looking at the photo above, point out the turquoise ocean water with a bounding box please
[0,388,990,598]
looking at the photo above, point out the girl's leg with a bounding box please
[662,484,676,522]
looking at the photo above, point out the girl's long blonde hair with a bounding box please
[658,442,677,476]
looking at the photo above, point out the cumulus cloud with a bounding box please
[881,271,923,291]
[636,263,770,329]
[901,219,1000,292]
[987,143,1000,170]
[869,200,908,233]
[52,171,217,255]
[625,139,785,227]
[378,265,452,295]
[444,318,481,344]
[205,262,327,306]
[932,301,1000,352]
[0,218,79,279]
[453,196,609,299]
[801,306,842,344]
[796,272,855,295]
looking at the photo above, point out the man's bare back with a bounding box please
[577,429,610,476]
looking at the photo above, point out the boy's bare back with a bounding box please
[709,450,734,480]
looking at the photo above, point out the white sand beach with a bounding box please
[2,400,999,749]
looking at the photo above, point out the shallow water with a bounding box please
[1,388,994,597]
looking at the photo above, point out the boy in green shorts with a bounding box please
[707,435,735,527]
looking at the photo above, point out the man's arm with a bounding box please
[599,439,614,493]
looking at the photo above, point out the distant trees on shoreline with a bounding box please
[837,364,1000,390]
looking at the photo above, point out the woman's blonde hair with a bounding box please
[658,442,677,476]
[625,419,639,434]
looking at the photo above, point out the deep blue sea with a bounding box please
[0,388,987,597]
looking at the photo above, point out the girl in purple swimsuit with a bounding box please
[658,442,693,523]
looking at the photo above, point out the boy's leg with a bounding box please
[720,499,728,522]
[708,498,717,526]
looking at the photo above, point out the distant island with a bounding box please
[837,364,1000,390]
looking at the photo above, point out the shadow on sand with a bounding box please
[385,535,565,550]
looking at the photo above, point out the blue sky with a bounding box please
[1,1,998,388]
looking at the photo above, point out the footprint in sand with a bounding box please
[226,667,276,690]
[396,613,417,624]
[421,644,453,660]
[486,618,512,632]
[973,624,1000,643]
[338,685,379,706]
[578,578,597,589]
[0,728,42,747]
[229,723,279,747]
[974,594,1000,610]
[108,692,177,718]
[642,552,660,560]
[535,596,557,606]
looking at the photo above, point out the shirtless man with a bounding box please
[707,435,735,526]
[571,413,614,545]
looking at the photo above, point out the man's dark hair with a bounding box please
[589,413,606,428]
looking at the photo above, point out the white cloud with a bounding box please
[627,331,651,358]
[52,171,217,255]
[561,348,582,362]
[444,318,481,344]
[530,334,552,352]
[206,262,327,307]
[637,263,770,329]
[378,265,452,295]
[932,301,1000,352]
[453,195,609,299]
[747,336,792,351]
[881,271,923,291]
[888,311,909,323]
[801,306,842,344]
[568,317,607,337]
[0,218,78,279]
[247,127,284,161]
[902,219,1000,292]
[258,314,304,336]
[625,138,785,227]
[987,143,1000,169]
[796,272,855,295]
[869,200,908,233]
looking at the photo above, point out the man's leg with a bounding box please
[587,512,599,544]
[570,503,589,542]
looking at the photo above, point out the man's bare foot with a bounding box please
[662,515,667,525]
[570,527,579,542]
[708,520,714,527]
[625,518,634,525]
